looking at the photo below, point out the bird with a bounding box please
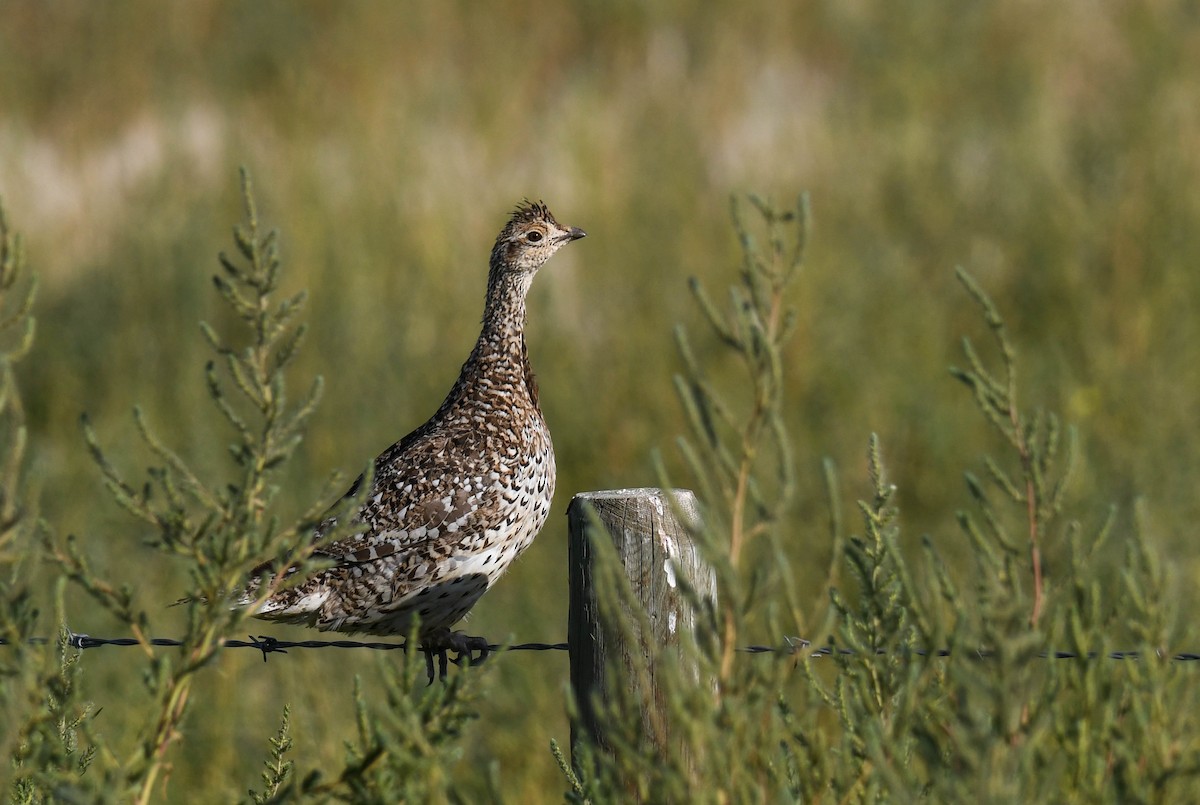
[242,200,585,678]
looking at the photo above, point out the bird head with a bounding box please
[490,200,586,274]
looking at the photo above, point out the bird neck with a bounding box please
[477,266,532,358]
[446,266,540,410]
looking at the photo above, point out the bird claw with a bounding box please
[423,648,446,685]
[420,631,491,684]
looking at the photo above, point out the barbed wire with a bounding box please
[738,637,1200,662]
[0,633,568,663]
[4,633,1199,663]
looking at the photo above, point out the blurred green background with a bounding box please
[3,0,1200,799]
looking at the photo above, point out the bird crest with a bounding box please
[500,199,558,239]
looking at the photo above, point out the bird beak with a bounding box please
[565,227,587,241]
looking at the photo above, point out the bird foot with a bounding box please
[420,630,491,684]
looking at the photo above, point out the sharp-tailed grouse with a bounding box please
[246,200,585,675]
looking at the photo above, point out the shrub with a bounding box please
[3,181,1197,803]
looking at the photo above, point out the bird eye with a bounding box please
[525,231,543,243]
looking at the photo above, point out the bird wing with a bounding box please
[307,422,503,569]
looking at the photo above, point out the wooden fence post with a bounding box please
[567,488,716,765]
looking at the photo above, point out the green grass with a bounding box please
[2,1,1200,800]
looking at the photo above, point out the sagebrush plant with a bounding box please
[248,648,483,804]
[560,196,1200,802]
[4,174,483,802]
[33,169,353,803]
[0,198,37,762]
[673,194,808,681]
[2,203,115,803]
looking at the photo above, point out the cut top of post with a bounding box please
[568,488,710,613]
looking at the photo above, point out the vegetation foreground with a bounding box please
[2,177,1198,802]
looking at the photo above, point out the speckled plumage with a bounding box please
[247,201,585,648]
